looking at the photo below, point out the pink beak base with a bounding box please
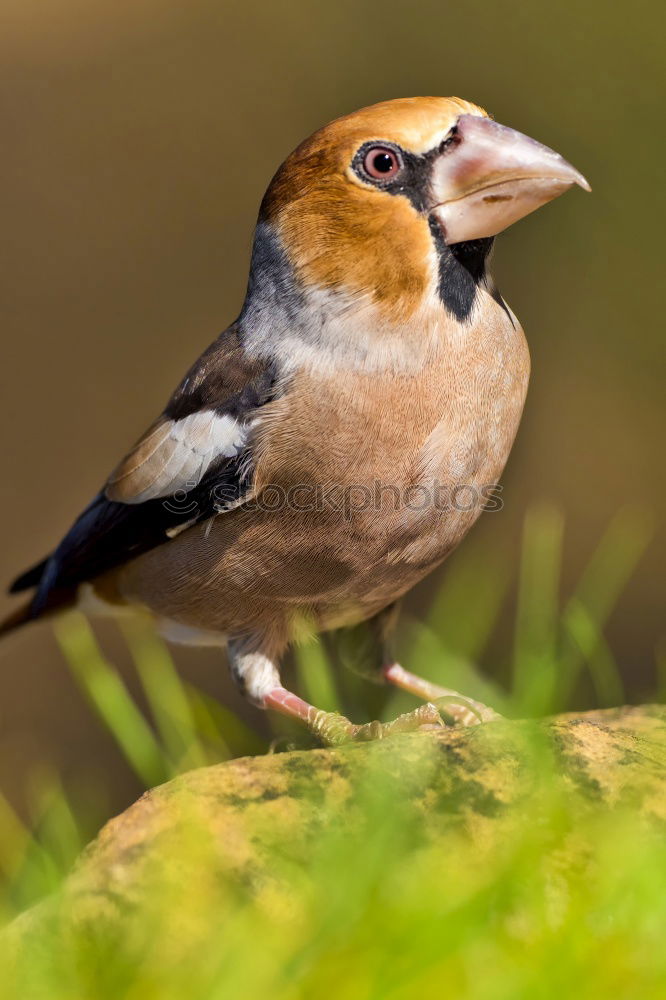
[430,113,590,244]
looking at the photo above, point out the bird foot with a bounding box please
[382,664,502,728]
[262,681,500,750]
[308,702,445,747]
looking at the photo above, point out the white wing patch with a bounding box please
[106,410,247,505]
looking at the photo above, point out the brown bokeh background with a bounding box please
[0,0,663,815]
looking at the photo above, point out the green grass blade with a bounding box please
[185,686,266,759]
[427,532,511,662]
[563,599,625,707]
[54,612,167,788]
[558,508,653,706]
[0,792,31,887]
[512,505,564,715]
[568,508,653,623]
[0,788,64,911]
[26,771,83,879]
[182,685,233,762]
[294,639,341,714]
[119,618,208,773]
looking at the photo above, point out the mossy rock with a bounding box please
[5,705,666,971]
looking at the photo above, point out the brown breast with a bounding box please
[114,292,529,638]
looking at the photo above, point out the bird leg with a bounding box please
[227,636,444,747]
[335,604,502,728]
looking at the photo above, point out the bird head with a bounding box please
[244,98,589,361]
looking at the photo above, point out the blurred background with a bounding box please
[0,0,663,820]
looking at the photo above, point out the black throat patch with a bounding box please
[427,224,494,322]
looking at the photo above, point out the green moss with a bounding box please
[3,708,666,1000]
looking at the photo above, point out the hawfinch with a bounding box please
[3,98,589,743]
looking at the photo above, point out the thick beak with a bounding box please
[430,114,590,244]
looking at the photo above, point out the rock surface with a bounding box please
[6,705,666,954]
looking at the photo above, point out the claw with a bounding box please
[432,695,500,728]
[310,702,446,746]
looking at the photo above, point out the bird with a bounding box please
[2,97,589,743]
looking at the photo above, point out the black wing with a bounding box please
[10,324,276,618]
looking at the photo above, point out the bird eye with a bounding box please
[362,145,402,181]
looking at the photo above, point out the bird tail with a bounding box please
[0,600,36,638]
[0,592,78,639]
[2,555,75,638]
[9,558,49,595]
